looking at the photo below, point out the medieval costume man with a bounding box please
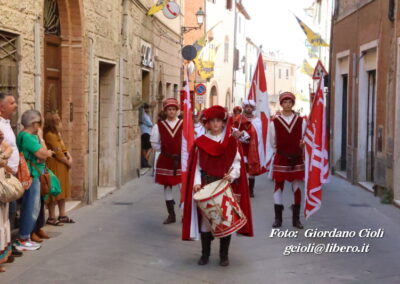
[182,105,253,267]
[150,98,182,225]
[270,92,306,229]
[231,100,267,197]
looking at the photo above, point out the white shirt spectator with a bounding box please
[0,117,19,173]
[140,111,153,135]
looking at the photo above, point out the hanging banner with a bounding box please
[294,15,329,47]
[147,0,167,16]
[301,59,314,77]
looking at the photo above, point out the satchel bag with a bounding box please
[29,161,51,196]
[16,133,33,189]
[0,167,25,203]
[17,153,33,190]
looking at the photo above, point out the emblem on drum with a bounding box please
[194,179,247,238]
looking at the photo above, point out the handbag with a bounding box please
[17,153,33,190]
[16,133,33,189]
[48,169,61,196]
[0,167,25,203]
[28,161,51,196]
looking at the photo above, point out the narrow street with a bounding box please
[1,172,399,284]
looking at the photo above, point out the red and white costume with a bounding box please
[269,93,306,206]
[150,98,182,224]
[232,101,268,176]
[151,118,183,186]
[182,105,253,266]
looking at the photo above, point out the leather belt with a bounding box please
[277,151,302,170]
[161,152,181,176]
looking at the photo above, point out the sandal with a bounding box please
[46,218,64,226]
[58,216,75,224]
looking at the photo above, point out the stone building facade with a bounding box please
[263,53,297,115]
[330,0,400,205]
[0,0,183,203]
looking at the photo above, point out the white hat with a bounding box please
[242,99,256,107]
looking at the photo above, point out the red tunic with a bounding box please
[272,114,305,182]
[155,119,183,186]
[198,136,237,179]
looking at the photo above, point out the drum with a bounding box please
[193,179,247,238]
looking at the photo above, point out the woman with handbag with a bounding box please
[44,112,74,225]
[0,129,14,272]
[14,110,54,251]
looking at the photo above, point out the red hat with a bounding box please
[163,98,179,110]
[202,105,228,123]
[233,106,242,113]
[279,92,296,104]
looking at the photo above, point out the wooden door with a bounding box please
[44,34,62,116]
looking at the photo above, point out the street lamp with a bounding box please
[181,7,205,34]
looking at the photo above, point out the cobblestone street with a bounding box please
[1,172,399,284]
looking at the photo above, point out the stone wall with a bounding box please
[0,0,182,201]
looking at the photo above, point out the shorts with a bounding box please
[141,133,152,150]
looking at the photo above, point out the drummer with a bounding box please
[182,105,254,267]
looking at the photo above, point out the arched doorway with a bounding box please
[210,86,218,106]
[43,0,85,199]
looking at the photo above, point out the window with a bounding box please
[286,69,289,80]
[278,69,281,79]
[226,0,233,10]
[224,36,229,63]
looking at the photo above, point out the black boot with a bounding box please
[198,232,213,265]
[272,204,284,228]
[219,235,231,266]
[292,204,304,229]
[248,178,255,198]
[163,200,176,224]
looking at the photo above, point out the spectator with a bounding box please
[44,112,74,225]
[14,110,53,251]
[0,129,13,272]
[0,92,23,258]
[140,103,153,168]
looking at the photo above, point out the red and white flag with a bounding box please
[180,67,195,204]
[303,78,329,219]
[248,53,273,172]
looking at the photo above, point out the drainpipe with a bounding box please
[87,37,95,204]
[118,57,124,188]
[34,16,41,111]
